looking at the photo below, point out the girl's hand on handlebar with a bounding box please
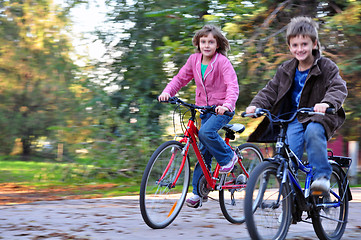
[158,92,171,102]
[313,103,330,113]
[215,106,229,115]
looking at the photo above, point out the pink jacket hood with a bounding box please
[162,53,239,111]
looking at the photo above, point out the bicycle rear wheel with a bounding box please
[312,164,349,240]
[244,161,292,240]
[139,141,190,229]
[219,143,263,224]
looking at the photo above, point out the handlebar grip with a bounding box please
[157,96,178,103]
[157,95,167,103]
[224,111,234,117]
[241,109,264,118]
[326,108,336,115]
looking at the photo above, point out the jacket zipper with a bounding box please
[196,53,218,106]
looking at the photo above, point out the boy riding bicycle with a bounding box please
[245,16,347,195]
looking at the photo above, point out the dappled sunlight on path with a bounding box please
[0,183,119,205]
[0,187,360,239]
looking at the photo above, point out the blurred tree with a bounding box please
[84,0,216,173]
[98,0,356,118]
[206,0,352,109]
[92,0,360,173]
[206,0,359,142]
[0,0,81,156]
[98,0,212,129]
[225,0,359,141]
[321,1,361,141]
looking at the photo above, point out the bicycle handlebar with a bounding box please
[160,96,234,117]
[325,108,336,114]
[241,107,335,124]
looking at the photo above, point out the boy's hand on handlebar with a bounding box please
[246,106,257,114]
[215,106,229,115]
[158,93,171,102]
[242,106,266,118]
[313,103,330,113]
[243,106,257,117]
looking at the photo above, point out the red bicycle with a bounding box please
[139,97,263,229]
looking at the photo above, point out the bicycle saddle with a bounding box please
[223,123,245,134]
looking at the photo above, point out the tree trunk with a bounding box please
[21,137,32,157]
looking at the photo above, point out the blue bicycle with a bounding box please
[243,108,352,240]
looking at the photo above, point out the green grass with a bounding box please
[1,156,359,201]
[0,160,59,182]
[0,158,140,197]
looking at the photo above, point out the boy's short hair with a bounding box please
[286,16,320,49]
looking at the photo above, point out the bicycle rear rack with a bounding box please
[327,149,351,168]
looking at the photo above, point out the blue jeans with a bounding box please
[192,112,234,195]
[286,119,332,180]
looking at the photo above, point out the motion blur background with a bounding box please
[0,0,360,186]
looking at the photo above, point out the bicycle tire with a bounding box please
[244,161,292,240]
[139,141,190,229]
[219,143,263,224]
[312,164,349,240]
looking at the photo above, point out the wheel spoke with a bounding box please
[312,165,349,239]
[244,162,292,240]
[219,143,263,224]
[140,141,190,229]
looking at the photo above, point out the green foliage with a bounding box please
[84,0,361,179]
[1,0,360,184]
[79,0,211,176]
[0,0,81,155]
[322,0,361,141]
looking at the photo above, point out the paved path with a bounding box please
[0,188,361,239]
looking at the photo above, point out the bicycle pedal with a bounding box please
[311,190,329,196]
[311,190,323,196]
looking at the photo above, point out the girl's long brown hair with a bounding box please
[192,25,230,56]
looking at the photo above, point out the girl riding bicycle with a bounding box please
[245,16,347,195]
[158,24,239,208]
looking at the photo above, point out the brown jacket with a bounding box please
[248,50,347,143]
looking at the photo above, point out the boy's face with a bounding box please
[289,35,317,63]
[199,33,218,61]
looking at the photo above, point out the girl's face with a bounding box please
[199,33,218,62]
[289,35,317,64]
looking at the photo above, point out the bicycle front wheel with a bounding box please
[219,143,263,224]
[139,141,190,229]
[244,161,292,240]
[312,164,349,240]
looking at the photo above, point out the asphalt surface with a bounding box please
[0,188,360,240]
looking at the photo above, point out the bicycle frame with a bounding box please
[272,124,346,214]
[281,148,345,213]
[161,107,246,192]
[140,97,265,229]
[243,107,351,239]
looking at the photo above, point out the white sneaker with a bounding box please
[219,152,238,173]
[311,177,330,195]
[185,194,208,208]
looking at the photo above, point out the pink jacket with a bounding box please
[162,53,239,111]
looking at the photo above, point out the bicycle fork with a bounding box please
[156,141,190,189]
[272,160,288,208]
